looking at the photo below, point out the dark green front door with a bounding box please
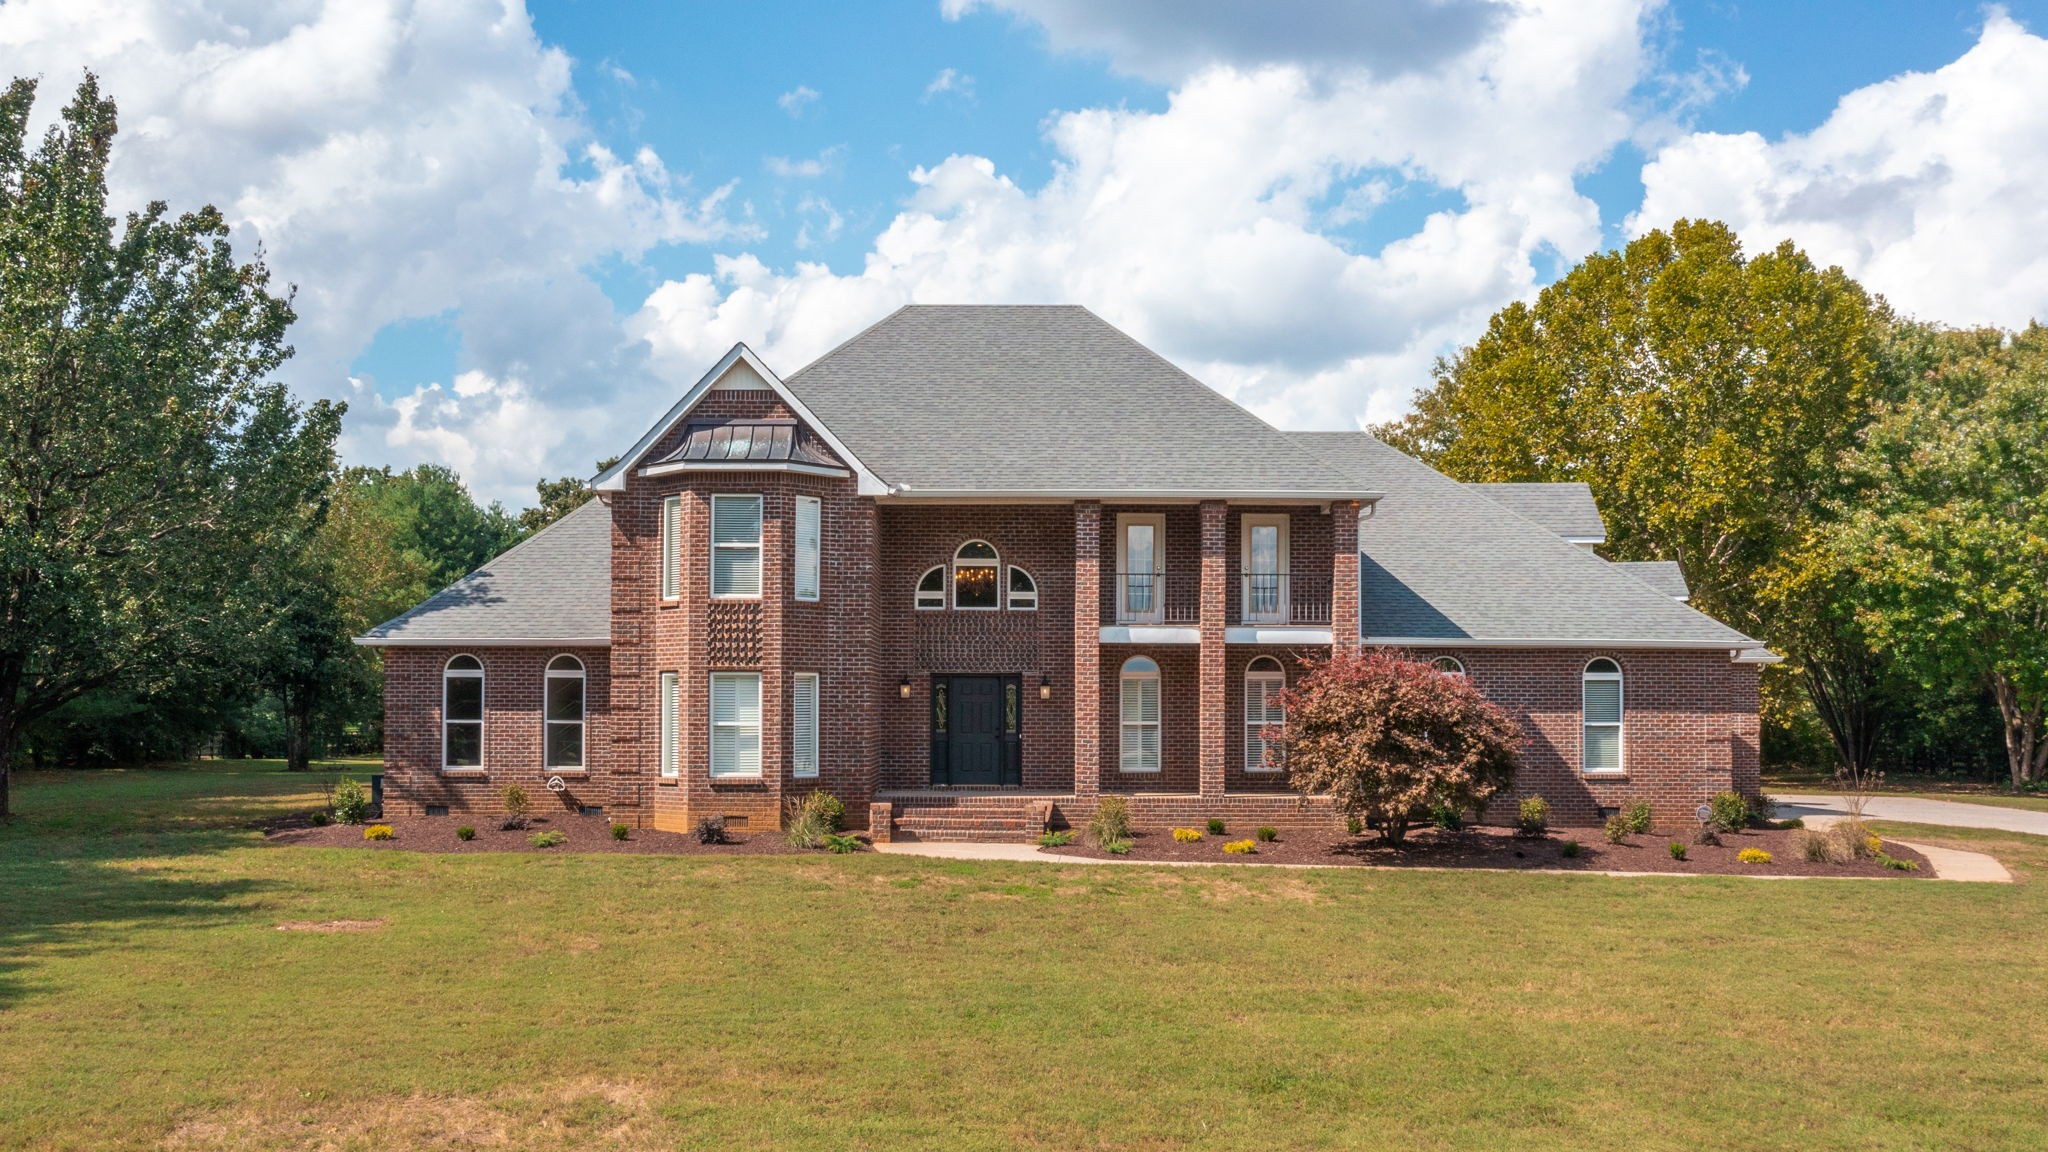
[930,675,1022,786]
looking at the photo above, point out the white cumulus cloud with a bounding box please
[1634,11,2048,329]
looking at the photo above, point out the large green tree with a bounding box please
[519,457,616,535]
[0,74,339,815]
[1376,219,1898,778]
[1831,324,2048,787]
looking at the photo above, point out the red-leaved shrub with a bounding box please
[1272,648,1522,845]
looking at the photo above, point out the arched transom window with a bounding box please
[1430,655,1466,678]
[1119,656,1161,774]
[1582,658,1623,774]
[545,654,585,769]
[1245,656,1285,772]
[952,540,1000,609]
[443,655,484,770]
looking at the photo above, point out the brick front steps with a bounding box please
[872,791,1344,843]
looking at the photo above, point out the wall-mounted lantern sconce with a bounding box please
[899,676,912,700]
[1039,673,1052,701]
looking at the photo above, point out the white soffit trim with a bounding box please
[1366,636,1766,653]
[1225,627,1333,645]
[1099,626,1202,645]
[592,343,889,496]
[354,636,612,648]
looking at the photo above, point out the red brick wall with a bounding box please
[380,645,612,818]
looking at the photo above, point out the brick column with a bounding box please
[1331,500,1361,651]
[1073,501,1102,797]
[1198,500,1227,797]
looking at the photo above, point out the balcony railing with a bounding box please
[1108,571,1333,626]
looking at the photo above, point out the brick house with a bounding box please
[358,306,1777,839]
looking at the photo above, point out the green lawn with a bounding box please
[3,763,2047,1151]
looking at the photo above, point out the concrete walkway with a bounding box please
[872,838,2011,882]
[1775,793,2048,837]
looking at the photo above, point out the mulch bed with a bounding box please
[263,813,838,856]
[1043,824,1933,878]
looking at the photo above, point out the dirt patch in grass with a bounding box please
[265,813,847,856]
[1044,824,1932,878]
[274,918,386,933]
[161,1078,664,1151]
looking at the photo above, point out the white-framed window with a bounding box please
[710,494,763,598]
[1119,656,1161,774]
[1116,513,1166,623]
[1431,655,1466,678]
[1008,566,1038,611]
[660,495,682,601]
[544,654,585,768]
[915,566,946,610]
[953,540,1000,609]
[659,671,680,777]
[442,654,484,770]
[710,671,763,778]
[792,672,819,778]
[1240,513,1290,623]
[794,495,821,602]
[1583,657,1624,775]
[1244,656,1285,772]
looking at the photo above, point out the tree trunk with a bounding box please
[285,696,314,773]
[1989,676,2043,790]
[0,711,18,821]
[1804,652,1880,787]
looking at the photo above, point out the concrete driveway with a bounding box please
[1774,793,2048,838]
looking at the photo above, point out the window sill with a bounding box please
[545,769,590,779]
[655,778,678,787]
[709,774,765,783]
[1583,771,1628,779]
[440,769,489,778]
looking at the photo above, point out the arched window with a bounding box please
[1008,566,1038,611]
[545,655,585,769]
[1119,656,1161,774]
[953,540,1000,609]
[915,566,946,610]
[1430,655,1466,678]
[1245,656,1285,772]
[443,655,484,770]
[1583,658,1623,774]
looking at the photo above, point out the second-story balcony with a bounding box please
[1109,571,1332,627]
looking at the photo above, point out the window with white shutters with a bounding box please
[1244,657,1285,772]
[1119,656,1160,773]
[792,672,819,778]
[710,495,763,598]
[1583,658,1623,774]
[659,672,680,777]
[710,672,762,777]
[794,496,821,601]
[661,496,682,601]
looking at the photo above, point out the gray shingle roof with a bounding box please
[782,305,1373,498]
[355,500,612,646]
[1289,432,1759,648]
[1466,482,1606,542]
[1612,560,1690,601]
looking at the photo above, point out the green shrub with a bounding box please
[531,830,567,848]
[1516,796,1550,835]
[1877,852,1920,871]
[1345,815,1364,836]
[1206,818,1226,835]
[1780,816,1805,829]
[1429,802,1464,831]
[1222,839,1257,855]
[1256,826,1279,842]
[308,810,331,827]
[330,777,372,825]
[1708,791,1748,833]
[501,784,532,831]
[1103,838,1132,856]
[786,790,846,849]
[610,823,630,842]
[1088,795,1133,846]
[455,825,476,842]
[362,824,394,841]
[1623,799,1654,834]
[694,816,730,845]
[1036,830,1076,847]
[1560,839,1581,858]
[1668,842,1687,861]
[1603,815,1630,844]
[823,833,862,854]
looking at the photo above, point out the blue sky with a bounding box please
[6,0,2047,504]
